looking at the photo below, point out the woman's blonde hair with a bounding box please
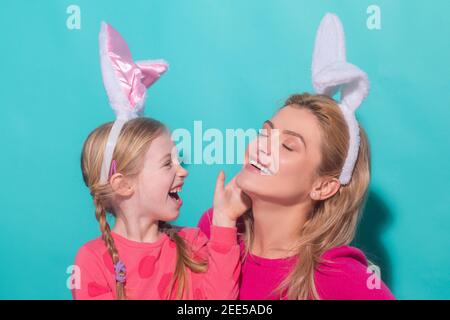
[81,117,207,299]
[241,93,371,299]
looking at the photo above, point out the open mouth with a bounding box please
[249,159,271,175]
[168,185,183,206]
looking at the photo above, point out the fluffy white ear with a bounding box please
[311,13,369,113]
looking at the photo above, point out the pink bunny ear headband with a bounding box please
[98,22,168,184]
[311,13,370,185]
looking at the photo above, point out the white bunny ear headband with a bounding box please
[311,13,369,185]
[98,22,168,184]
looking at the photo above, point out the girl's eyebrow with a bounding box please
[263,120,307,149]
[159,153,172,163]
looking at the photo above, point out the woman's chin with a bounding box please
[236,171,263,198]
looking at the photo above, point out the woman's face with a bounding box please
[236,105,323,205]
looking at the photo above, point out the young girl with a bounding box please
[72,22,241,300]
[198,14,395,300]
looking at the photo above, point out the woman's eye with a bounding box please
[283,144,293,151]
[165,161,173,168]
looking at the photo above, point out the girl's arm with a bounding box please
[185,226,240,300]
[72,245,115,300]
[189,171,250,299]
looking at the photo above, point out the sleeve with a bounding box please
[71,245,114,300]
[315,249,395,300]
[184,226,240,300]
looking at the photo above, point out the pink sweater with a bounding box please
[72,226,240,300]
[198,208,395,300]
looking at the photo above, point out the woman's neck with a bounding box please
[249,198,311,259]
[112,208,161,243]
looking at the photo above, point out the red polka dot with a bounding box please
[194,288,205,300]
[210,243,232,255]
[102,251,115,274]
[158,273,173,299]
[138,255,157,278]
[88,282,110,297]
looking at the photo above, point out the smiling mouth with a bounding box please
[168,185,183,203]
[249,159,272,175]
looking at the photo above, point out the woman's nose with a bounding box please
[258,133,271,155]
[247,136,271,167]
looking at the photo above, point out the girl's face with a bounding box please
[236,106,323,205]
[132,130,188,221]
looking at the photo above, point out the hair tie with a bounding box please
[114,260,127,283]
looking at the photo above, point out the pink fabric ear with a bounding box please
[99,22,168,119]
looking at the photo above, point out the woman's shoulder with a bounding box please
[197,207,246,239]
[316,245,395,300]
[197,208,214,238]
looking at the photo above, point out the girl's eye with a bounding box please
[165,161,173,168]
[283,143,294,151]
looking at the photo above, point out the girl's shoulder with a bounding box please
[171,226,209,249]
[74,237,105,260]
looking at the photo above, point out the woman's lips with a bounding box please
[244,162,263,175]
[244,159,272,175]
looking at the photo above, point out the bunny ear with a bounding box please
[312,13,347,84]
[135,60,168,88]
[99,22,168,119]
[311,13,369,113]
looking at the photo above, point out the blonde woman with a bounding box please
[198,14,395,300]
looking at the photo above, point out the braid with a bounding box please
[158,222,207,299]
[94,195,127,300]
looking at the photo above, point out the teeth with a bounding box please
[249,159,260,169]
[249,160,271,175]
[170,186,182,193]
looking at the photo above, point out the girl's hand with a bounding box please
[212,171,252,228]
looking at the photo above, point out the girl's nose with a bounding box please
[177,164,189,178]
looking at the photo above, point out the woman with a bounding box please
[198,14,395,300]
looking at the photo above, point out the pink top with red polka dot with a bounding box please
[72,226,240,300]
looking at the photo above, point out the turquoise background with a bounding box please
[0,0,449,299]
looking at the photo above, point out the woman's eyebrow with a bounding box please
[283,130,307,149]
[263,120,307,149]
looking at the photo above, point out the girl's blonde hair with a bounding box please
[81,117,207,300]
[241,93,371,299]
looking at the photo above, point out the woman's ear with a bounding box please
[109,173,134,197]
[310,177,341,201]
